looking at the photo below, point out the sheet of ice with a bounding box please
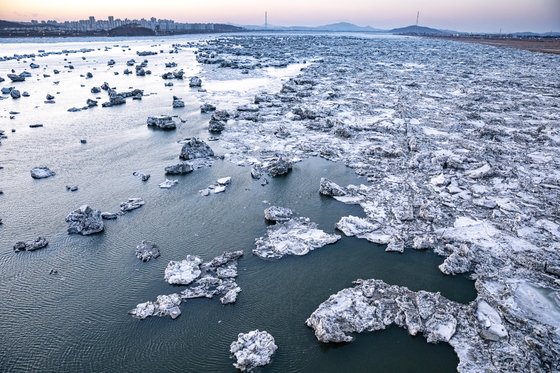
[164,255,203,285]
[335,216,389,244]
[254,217,341,260]
[476,300,508,339]
[514,282,560,329]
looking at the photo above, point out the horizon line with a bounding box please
[2,17,559,34]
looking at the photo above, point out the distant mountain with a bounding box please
[390,25,450,35]
[213,24,245,33]
[244,21,379,32]
[314,22,380,32]
[245,22,456,35]
[511,32,541,37]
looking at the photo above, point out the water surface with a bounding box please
[0,34,476,372]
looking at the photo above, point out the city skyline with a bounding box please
[15,16,223,34]
[1,0,559,33]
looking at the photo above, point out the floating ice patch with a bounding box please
[131,251,244,320]
[254,217,340,260]
[159,179,178,189]
[230,330,277,371]
[306,279,460,344]
[335,216,389,244]
[217,177,232,185]
[164,255,203,285]
[333,195,363,204]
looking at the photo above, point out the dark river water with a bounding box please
[0,35,476,372]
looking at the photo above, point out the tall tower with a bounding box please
[265,11,268,28]
[416,11,420,26]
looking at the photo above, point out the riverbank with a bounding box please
[428,35,560,54]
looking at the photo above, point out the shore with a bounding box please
[428,35,560,54]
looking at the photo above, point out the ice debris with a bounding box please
[199,177,232,196]
[132,171,150,181]
[254,217,340,260]
[198,35,560,372]
[264,206,294,222]
[13,237,48,252]
[179,137,214,160]
[30,167,55,179]
[65,205,104,235]
[165,162,194,175]
[159,179,178,189]
[147,115,176,130]
[130,251,243,320]
[120,198,145,213]
[135,240,161,262]
[230,330,277,371]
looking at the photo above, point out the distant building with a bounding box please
[2,15,241,36]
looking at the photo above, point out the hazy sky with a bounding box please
[1,0,559,32]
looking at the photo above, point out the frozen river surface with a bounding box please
[0,33,558,372]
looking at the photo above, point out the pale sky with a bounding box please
[1,0,559,33]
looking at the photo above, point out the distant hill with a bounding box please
[244,21,379,32]
[315,22,380,32]
[511,32,542,37]
[245,22,459,35]
[0,19,30,28]
[108,25,155,36]
[516,31,560,37]
[213,24,245,33]
[390,25,450,35]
